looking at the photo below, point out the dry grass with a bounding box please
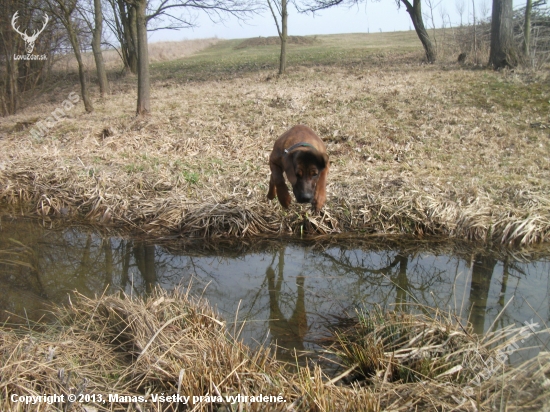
[1,34,550,243]
[54,38,220,71]
[1,288,549,411]
[327,305,550,411]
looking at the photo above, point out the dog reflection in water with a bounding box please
[265,248,308,361]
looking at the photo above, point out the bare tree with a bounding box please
[267,0,288,74]
[455,0,465,26]
[438,5,449,52]
[488,0,517,68]
[123,0,149,114]
[45,0,94,112]
[479,0,490,18]
[78,0,110,97]
[523,0,533,57]
[302,0,437,63]
[424,0,441,51]
[400,0,437,62]
[92,0,109,96]
[1,0,61,116]
[510,0,549,66]
[121,0,258,116]
[105,0,138,73]
[472,0,477,63]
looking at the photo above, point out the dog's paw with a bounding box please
[279,193,292,209]
[312,199,326,214]
[267,184,277,200]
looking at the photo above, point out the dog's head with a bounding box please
[283,149,328,204]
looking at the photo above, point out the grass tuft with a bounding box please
[1,288,549,411]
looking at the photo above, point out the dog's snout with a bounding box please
[296,192,313,203]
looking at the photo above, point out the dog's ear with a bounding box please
[282,152,297,185]
[299,150,327,172]
[319,153,329,171]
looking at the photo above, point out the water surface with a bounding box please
[1,217,549,363]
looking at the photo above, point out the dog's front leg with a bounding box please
[267,162,292,208]
[312,165,329,213]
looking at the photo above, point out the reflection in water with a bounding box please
[468,254,498,334]
[133,242,157,294]
[363,253,411,312]
[1,218,550,362]
[265,246,308,360]
[392,255,410,311]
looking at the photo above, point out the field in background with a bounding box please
[151,31,425,82]
[54,37,220,72]
[53,31,423,81]
[1,32,550,244]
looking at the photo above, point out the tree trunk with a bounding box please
[472,0,478,63]
[523,0,533,58]
[489,0,516,68]
[279,0,287,74]
[128,5,139,74]
[3,59,18,115]
[134,0,150,115]
[0,3,21,115]
[133,242,157,293]
[401,0,437,63]
[118,0,138,74]
[67,24,94,112]
[92,0,110,96]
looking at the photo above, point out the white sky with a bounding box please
[147,0,523,42]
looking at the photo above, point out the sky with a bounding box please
[147,0,505,43]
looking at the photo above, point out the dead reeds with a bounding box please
[1,39,550,244]
[1,288,549,411]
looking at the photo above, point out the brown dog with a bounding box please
[267,125,329,213]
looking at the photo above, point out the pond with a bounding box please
[1,217,549,364]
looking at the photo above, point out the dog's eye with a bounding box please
[311,171,318,177]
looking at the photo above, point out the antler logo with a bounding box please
[12,11,49,54]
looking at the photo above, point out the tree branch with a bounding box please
[267,0,282,37]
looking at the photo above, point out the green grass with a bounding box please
[182,170,199,185]
[151,31,423,82]
[458,73,550,113]
[124,163,145,173]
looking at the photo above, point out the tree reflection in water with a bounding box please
[264,246,308,361]
[1,219,549,360]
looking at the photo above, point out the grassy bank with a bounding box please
[1,288,549,411]
[1,32,550,243]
